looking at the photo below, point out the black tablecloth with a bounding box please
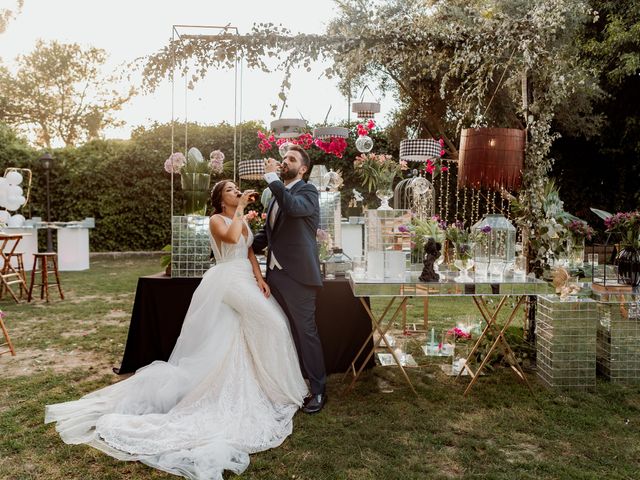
[117,274,374,375]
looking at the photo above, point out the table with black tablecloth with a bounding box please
[117,274,374,375]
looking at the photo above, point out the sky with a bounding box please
[0,0,396,142]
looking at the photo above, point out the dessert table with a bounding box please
[347,270,551,395]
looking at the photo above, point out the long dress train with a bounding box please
[45,218,308,479]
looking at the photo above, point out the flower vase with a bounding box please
[616,246,640,287]
[181,173,211,216]
[452,339,470,376]
[375,170,396,210]
[453,242,475,283]
[568,237,585,268]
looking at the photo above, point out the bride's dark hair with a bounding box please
[210,180,232,214]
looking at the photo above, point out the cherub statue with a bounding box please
[552,267,581,299]
[419,237,441,282]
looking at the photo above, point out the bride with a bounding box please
[45,180,309,480]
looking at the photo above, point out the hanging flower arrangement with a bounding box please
[257,131,313,154]
[314,136,348,158]
[424,138,449,177]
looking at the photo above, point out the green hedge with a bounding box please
[0,121,396,251]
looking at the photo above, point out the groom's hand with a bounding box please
[264,157,281,175]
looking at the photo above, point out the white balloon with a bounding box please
[0,191,7,208]
[0,210,10,223]
[8,185,22,197]
[5,199,21,211]
[17,195,26,206]
[0,181,8,195]
[7,214,25,227]
[5,171,23,186]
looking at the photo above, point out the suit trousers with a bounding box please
[267,268,326,395]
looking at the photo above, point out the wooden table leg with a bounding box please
[346,296,417,395]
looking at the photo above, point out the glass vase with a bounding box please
[616,246,640,287]
[375,170,396,210]
[568,237,585,268]
[453,242,475,283]
[181,173,211,216]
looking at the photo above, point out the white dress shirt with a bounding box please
[263,174,302,270]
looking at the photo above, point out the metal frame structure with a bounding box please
[169,24,243,218]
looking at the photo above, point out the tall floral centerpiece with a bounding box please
[165,148,225,216]
[353,153,407,210]
[445,222,483,283]
[604,211,640,286]
[564,219,595,268]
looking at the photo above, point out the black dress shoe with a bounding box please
[302,393,326,414]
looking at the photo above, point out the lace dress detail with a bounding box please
[45,215,307,480]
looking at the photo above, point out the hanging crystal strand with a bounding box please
[444,165,451,221]
[462,187,468,224]
[438,169,444,218]
[455,182,461,223]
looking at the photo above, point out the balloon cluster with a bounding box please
[0,171,27,227]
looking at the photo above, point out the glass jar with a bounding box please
[322,248,352,279]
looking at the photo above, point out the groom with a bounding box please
[253,145,327,414]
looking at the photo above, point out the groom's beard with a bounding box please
[281,165,299,180]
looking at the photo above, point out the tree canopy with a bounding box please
[0,40,136,148]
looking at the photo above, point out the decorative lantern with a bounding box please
[471,213,516,279]
[270,118,307,139]
[238,159,265,180]
[309,165,342,252]
[399,139,441,162]
[351,101,380,120]
[457,127,525,191]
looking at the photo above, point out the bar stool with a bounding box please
[2,252,26,298]
[0,234,29,303]
[0,312,15,356]
[28,253,64,302]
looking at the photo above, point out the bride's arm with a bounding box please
[209,191,253,244]
[248,248,270,298]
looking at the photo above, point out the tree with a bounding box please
[140,0,597,272]
[0,40,135,148]
[0,0,23,34]
[551,0,640,219]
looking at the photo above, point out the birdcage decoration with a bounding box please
[393,175,434,220]
[471,214,517,280]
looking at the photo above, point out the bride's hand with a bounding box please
[257,278,270,298]
[238,190,257,209]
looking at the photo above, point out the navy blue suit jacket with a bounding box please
[252,179,322,287]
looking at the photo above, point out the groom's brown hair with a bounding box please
[288,144,311,171]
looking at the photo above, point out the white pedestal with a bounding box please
[2,228,39,271]
[340,221,364,259]
[57,228,90,271]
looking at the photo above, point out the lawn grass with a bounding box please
[1,257,639,479]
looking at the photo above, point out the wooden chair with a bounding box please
[28,253,64,302]
[0,234,29,303]
[0,311,16,356]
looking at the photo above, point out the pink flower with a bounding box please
[441,166,449,172]
[439,149,446,157]
[367,119,376,130]
[261,212,267,220]
[209,150,225,174]
[164,152,186,174]
[439,138,445,147]
[246,210,258,221]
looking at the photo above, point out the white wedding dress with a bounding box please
[45,218,308,479]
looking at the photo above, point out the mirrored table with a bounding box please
[347,271,552,395]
